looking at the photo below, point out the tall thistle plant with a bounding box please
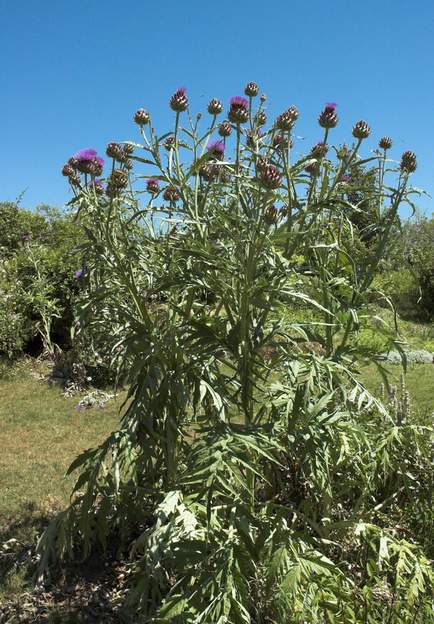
[40,85,433,622]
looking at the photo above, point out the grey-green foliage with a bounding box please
[38,89,433,622]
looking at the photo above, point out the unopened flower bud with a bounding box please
[310,142,328,158]
[207,98,223,115]
[244,82,259,97]
[275,106,298,131]
[147,178,160,193]
[106,142,124,162]
[273,134,292,149]
[379,136,392,150]
[352,120,371,139]
[264,205,278,224]
[318,103,338,129]
[218,121,232,137]
[259,164,281,190]
[255,110,267,126]
[400,150,417,173]
[134,108,150,125]
[163,186,180,202]
[170,87,188,112]
[164,136,176,151]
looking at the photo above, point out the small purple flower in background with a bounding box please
[207,140,225,159]
[76,404,85,412]
[339,175,351,184]
[325,102,337,112]
[75,267,85,279]
[147,178,160,193]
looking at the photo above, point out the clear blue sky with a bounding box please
[1,0,433,216]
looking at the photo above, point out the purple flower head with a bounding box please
[230,96,249,109]
[325,102,337,112]
[340,175,351,183]
[94,155,105,167]
[176,86,186,95]
[207,140,225,158]
[73,148,98,162]
[74,267,85,279]
[147,178,160,193]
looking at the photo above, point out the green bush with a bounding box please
[0,202,83,357]
[37,87,433,622]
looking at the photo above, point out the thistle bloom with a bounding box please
[170,87,189,112]
[339,175,351,183]
[207,140,225,159]
[228,96,249,124]
[75,268,85,279]
[147,178,160,193]
[319,103,338,128]
[71,148,105,175]
[73,148,98,162]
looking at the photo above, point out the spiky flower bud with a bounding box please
[123,144,134,155]
[62,164,75,177]
[264,205,278,224]
[163,186,180,202]
[257,155,269,171]
[244,82,259,97]
[134,108,150,125]
[199,163,219,181]
[90,179,105,195]
[228,96,249,124]
[147,178,160,193]
[305,162,320,176]
[255,110,267,126]
[273,134,292,149]
[170,87,188,112]
[310,142,328,158]
[106,142,124,162]
[111,169,129,188]
[218,121,232,137]
[379,136,392,150]
[207,98,223,115]
[352,120,371,139]
[259,164,281,190]
[318,103,338,128]
[164,136,175,151]
[400,150,417,173]
[275,106,298,131]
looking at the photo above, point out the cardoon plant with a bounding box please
[39,84,433,623]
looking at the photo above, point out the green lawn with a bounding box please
[0,370,122,530]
